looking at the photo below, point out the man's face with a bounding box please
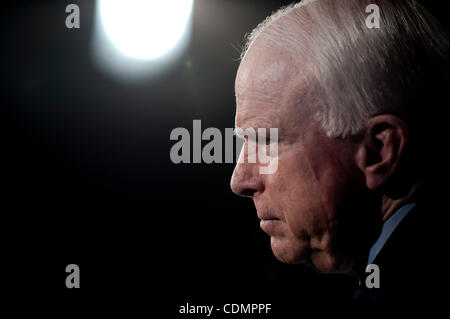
[231,42,380,273]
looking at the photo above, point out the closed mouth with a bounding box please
[259,218,282,234]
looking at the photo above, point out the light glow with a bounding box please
[99,0,194,60]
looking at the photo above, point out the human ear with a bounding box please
[355,115,408,191]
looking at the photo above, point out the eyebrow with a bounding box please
[235,117,279,131]
[233,125,279,141]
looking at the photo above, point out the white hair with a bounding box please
[241,0,449,138]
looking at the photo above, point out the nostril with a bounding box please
[240,188,257,198]
[230,176,260,198]
[230,178,253,197]
[230,165,263,198]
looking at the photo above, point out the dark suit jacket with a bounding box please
[353,189,446,302]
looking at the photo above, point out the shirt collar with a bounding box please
[367,202,416,265]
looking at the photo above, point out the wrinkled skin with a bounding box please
[230,40,382,274]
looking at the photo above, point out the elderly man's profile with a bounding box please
[230,0,448,301]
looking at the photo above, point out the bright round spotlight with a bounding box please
[99,0,194,60]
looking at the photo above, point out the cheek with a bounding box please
[270,148,326,237]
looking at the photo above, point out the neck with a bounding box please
[381,182,423,222]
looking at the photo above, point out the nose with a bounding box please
[230,148,264,198]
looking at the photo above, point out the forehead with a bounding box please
[235,42,310,133]
[235,42,296,102]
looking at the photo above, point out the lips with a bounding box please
[257,213,279,220]
[254,199,282,231]
[257,207,280,222]
[259,218,281,234]
[257,210,280,221]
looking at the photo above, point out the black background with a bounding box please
[1,0,447,315]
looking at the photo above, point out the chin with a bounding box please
[270,237,355,274]
[270,237,310,264]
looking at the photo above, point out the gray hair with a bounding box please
[241,0,449,138]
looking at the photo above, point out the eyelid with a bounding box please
[234,128,256,141]
[234,128,278,144]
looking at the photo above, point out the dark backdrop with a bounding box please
[1,0,447,315]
